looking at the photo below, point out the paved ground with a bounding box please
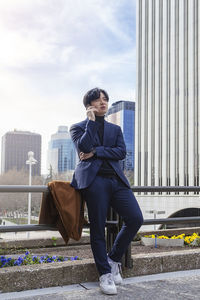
[1,269,200,300]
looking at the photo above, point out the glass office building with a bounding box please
[106,101,135,171]
[47,126,76,174]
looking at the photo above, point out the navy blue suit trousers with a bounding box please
[81,175,143,275]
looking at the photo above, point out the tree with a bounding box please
[0,168,74,217]
[0,168,44,215]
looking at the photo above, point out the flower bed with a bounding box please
[142,232,200,247]
[0,251,79,268]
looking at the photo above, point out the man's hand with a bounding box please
[79,151,94,160]
[86,106,98,121]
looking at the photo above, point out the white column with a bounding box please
[194,0,198,187]
[198,0,200,186]
[154,0,160,187]
[135,0,140,187]
[147,0,153,186]
[188,0,195,187]
[162,0,168,188]
[140,0,147,187]
[178,0,185,188]
[169,0,176,188]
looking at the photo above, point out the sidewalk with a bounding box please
[1,269,200,299]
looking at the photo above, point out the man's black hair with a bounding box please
[83,87,109,107]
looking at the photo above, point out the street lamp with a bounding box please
[26,151,37,238]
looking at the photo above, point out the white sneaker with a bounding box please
[108,256,123,285]
[99,273,117,295]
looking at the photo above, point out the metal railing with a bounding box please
[1,185,200,268]
[1,185,200,233]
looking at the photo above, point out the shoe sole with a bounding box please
[100,286,117,295]
[100,290,117,295]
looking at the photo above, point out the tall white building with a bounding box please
[135,0,200,225]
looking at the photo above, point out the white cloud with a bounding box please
[0,0,136,173]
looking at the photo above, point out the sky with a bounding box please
[0,0,136,174]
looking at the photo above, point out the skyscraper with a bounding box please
[106,101,135,171]
[135,0,200,189]
[1,130,41,176]
[134,0,200,227]
[47,126,76,174]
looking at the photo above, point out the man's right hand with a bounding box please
[86,106,98,121]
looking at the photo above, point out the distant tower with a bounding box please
[1,130,41,176]
[47,126,76,174]
[106,101,135,171]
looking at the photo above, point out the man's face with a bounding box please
[90,92,108,116]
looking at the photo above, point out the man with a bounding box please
[70,88,143,295]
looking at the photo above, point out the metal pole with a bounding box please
[27,163,32,238]
[26,151,37,239]
[28,164,32,223]
[154,210,156,230]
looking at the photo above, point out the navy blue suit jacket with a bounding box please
[70,118,130,189]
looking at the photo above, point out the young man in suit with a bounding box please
[70,88,143,295]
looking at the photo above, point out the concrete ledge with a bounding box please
[1,226,199,251]
[141,236,184,247]
[140,226,200,237]
[1,227,199,250]
[1,248,200,293]
[0,259,97,293]
[0,235,90,250]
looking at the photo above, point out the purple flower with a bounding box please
[0,252,79,268]
[32,256,38,261]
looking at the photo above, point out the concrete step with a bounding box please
[2,269,200,300]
